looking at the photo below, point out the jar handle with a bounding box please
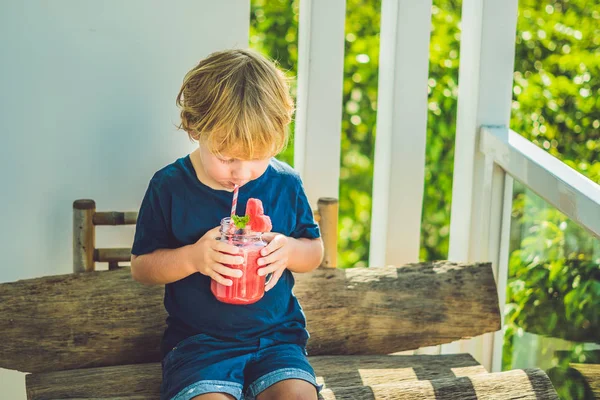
[264,272,273,286]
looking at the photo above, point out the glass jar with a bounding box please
[210,217,269,305]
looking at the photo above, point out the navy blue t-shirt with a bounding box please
[131,155,320,358]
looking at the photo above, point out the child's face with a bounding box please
[199,144,271,190]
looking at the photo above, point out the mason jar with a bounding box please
[210,217,270,305]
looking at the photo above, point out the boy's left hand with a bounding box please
[257,232,291,291]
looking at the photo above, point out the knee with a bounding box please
[286,388,317,400]
[259,384,317,400]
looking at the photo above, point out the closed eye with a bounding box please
[219,158,235,164]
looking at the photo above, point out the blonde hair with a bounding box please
[176,49,294,159]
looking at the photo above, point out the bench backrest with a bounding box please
[0,261,500,373]
[72,197,339,272]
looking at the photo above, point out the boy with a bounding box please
[130,49,323,400]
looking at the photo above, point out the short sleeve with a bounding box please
[131,178,173,256]
[290,180,321,240]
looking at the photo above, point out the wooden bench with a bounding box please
[0,199,560,399]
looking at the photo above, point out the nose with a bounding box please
[231,162,252,182]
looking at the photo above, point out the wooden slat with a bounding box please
[26,354,484,399]
[25,362,558,400]
[319,369,558,400]
[317,198,338,268]
[570,363,600,398]
[73,200,95,273]
[94,248,131,263]
[93,211,138,226]
[0,261,500,373]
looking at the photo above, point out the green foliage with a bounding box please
[250,2,599,397]
[503,182,599,399]
[249,0,299,166]
[511,0,600,182]
[338,0,381,267]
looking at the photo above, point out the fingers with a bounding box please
[212,250,244,265]
[258,258,286,276]
[212,263,243,279]
[212,240,240,255]
[261,232,276,243]
[258,247,287,267]
[209,271,233,287]
[260,234,286,257]
[208,263,243,286]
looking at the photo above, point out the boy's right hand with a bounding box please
[188,226,244,286]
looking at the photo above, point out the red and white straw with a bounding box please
[231,185,239,217]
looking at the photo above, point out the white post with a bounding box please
[493,173,514,372]
[294,0,346,206]
[369,0,432,268]
[443,0,519,371]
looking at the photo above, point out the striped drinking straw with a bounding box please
[231,185,239,218]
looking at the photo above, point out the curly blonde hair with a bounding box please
[176,49,294,160]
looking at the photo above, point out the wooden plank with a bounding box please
[570,363,600,398]
[93,211,138,226]
[0,261,500,373]
[312,354,486,388]
[73,200,95,273]
[319,368,558,399]
[26,354,484,399]
[26,363,161,400]
[94,248,132,262]
[317,198,338,268]
[26,362,558,400]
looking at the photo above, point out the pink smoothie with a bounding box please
[211,240,266,305]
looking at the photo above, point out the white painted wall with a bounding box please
[0,1,249,397]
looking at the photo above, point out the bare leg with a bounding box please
[256,379,318,400]
[191,393,236,400]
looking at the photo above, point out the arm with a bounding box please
[130,246,195,286]
[130,226,244,286]
[286,237,324,273]
[257,233,324,291]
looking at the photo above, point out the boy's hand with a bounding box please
[189,226,244,286]
[258,233,291,291]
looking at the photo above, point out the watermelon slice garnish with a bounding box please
[245,198,272,233]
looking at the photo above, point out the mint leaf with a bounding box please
[232,215,250,229]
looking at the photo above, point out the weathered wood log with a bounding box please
[318,369,559,400]
[0,261,500,373]
[25,362,558,400]
[25,354,485,399]
[570,363,600,397]
[300,261,500,356]
[312,354,487,388]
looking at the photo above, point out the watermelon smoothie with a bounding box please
[211,217,269,305]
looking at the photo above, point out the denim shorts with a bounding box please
[160,333,321,400]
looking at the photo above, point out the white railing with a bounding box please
[479,126,600,371]
[293,0,599,372]
[481,126,600,238]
